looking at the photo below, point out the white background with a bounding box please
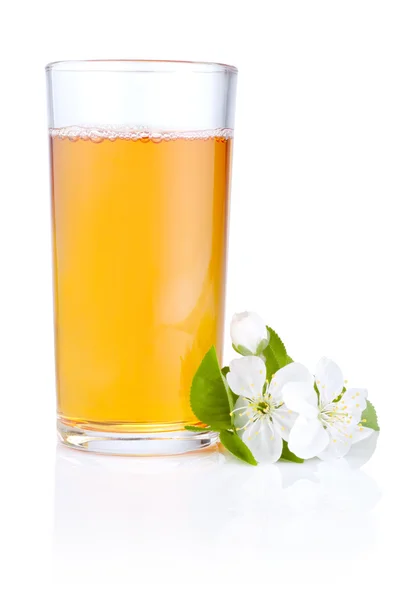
[1,0,411,597]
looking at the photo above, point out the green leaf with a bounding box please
[221,365,239,409]
[184,425,212,432]
[190,346,233,430]
[232,343,253,356]
[267,326,287,357]
[219,430,258,465]
[262,326,291,378]
[361,400,380,431]
[280,440,304,463]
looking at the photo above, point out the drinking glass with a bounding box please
[46,60,237,455]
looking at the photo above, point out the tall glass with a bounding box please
[46,60,237,455]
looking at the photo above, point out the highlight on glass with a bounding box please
[46,60,237,455]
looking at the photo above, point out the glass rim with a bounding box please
[45,59,238,74]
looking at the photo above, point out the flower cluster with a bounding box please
[226,312,374,463]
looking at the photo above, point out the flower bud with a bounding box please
[230,311,269,356]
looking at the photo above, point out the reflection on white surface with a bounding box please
[53,434,380,588]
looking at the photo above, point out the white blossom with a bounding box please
[284,357,373,460]
[226,356,314,463]
[230,311,269,355]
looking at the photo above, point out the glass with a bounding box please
[46,60,237,455]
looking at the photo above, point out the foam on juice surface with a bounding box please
[49,125,233,142]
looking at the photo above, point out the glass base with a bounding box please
[57,420,218,456]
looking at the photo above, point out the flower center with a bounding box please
[255,400,271,414]
[230,394,277,434]
[319,402,353,429]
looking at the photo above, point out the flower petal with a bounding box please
[230,311,269,355]
[271,404,298,441]
[281,382,319,419]
[351,425,374,444]
[288,416,330,459]
[242,419,283,464]
[226,356,266,399]
[315,357,344,405]
[268,362,314,402]
[317,428,352,461]
[232,396,253,431]
[338,388,368,423]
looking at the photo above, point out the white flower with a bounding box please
[226,356,314,463]
[284,357,373,460]
[230,311,269,355]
